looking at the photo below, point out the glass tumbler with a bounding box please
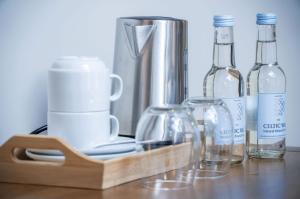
[183,97,233,179]
[135,105,201,190]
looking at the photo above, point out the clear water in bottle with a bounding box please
[204,15,245,164]
[246,13,286,159]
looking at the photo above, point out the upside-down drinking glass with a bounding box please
[135,105,201,190]
[183,97,233,179]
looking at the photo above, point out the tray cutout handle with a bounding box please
[0,135,102,166]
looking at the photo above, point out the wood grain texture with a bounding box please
[0,135,191,190]
[0,135,104,189]
[0,149,299,199]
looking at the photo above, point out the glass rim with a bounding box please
[193,169,228,180]
[143,179,192,191]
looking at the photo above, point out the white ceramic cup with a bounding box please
[48,56,123,112]
[47,111,119,149]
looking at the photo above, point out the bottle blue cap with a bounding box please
[213,15,235,27]
[256,13,277,25]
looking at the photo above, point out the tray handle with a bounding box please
[0,135,100,166]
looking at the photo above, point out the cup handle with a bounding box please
[109,115,119,141]
[110,74,123,101]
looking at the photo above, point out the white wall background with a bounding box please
[0,0,299,146]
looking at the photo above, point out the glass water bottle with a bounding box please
[203,15,245,164]
[246,13,286,159]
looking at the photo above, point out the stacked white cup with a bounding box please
[47,56,123,150]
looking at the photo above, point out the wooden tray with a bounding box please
[0,135,190,190]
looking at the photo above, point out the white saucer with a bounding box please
[26,149,138,162]
[28,136,136,156]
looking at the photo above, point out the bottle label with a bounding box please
[212,106,234,145]
[223,97,246,144]
[258,93,286,138]
[215,127,232,145]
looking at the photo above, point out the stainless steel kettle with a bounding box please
[111,16,188,136]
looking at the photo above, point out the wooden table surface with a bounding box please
[0,148,300,199]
